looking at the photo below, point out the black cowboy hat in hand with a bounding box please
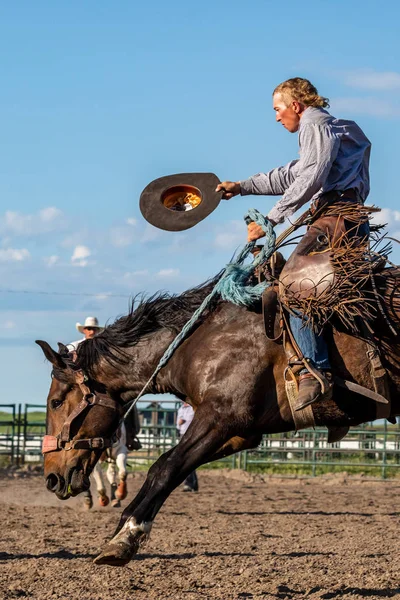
[140,172,223,232]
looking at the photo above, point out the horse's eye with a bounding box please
[51,399,64,410]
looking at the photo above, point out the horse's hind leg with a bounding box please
[94,428,261,566]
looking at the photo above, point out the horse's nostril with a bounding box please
[46,473,61,492]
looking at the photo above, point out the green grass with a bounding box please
[242,463,400,478]
[25,411,46,434]
[0,410,46,434]
[0,409,16,420]
[0,410,16,434]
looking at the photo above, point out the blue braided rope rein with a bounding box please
[123,209,276,419]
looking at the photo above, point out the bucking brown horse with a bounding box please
[37,238,400,566]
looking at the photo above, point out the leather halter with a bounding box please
[42,370,120,454]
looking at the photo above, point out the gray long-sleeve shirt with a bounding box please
[239,107,371,225]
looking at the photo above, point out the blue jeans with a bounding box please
[289,314,331,370]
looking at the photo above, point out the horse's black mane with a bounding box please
[75,273,222,373]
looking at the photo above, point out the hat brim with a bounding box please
[140,173,223,232]
[76,324,103,334]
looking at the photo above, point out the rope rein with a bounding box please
[121,209,276,422]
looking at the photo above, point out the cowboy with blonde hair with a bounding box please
[217,77,371,411]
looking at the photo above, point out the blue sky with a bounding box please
[1,0,400,405]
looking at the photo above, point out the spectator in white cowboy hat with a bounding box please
[67,316,103,351]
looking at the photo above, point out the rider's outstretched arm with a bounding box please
[240,159,299,197]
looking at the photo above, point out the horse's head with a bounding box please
[36,340,122,500]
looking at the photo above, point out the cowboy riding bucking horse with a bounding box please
[38,76,400,566]
[216,76,374,413]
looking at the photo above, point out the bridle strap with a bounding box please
[43,369,121,454]
[42,434,115,453]
[60,396,92,442]
[60,391,118,442]
[75,369,92,396]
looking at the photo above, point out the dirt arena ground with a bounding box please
[1,469,400,600]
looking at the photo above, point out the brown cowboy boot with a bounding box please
[295,371,333,411]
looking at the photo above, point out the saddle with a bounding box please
[278,213,342,309]
[257,203,394,437]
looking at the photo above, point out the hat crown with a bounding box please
[84,316,99,328]
[76,316,103,334]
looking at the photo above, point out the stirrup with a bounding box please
[295,370,333,412]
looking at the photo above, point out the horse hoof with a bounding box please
[93,541,137,567]
[98,493,110,507]
[115,480,127,501]
[83,496,93,510]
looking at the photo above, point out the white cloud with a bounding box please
[71,245,91,267]
[344,69,400,91]
[370,208,400,249]
[0,248,30,262]
[124,270,149,278]
[126,218,137,226]
[72,245,91,261]
[4,211,33,235]
[214,220,245,249]
[39,207,63,222]
[44,255,59,267]
[156,268,180,278]
[1,207,65,236]
[3,320,16,329]
[330,97,398,118]
[371,207,400,227]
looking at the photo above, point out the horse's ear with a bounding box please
[57,342,69,355]
[35,340,67,369]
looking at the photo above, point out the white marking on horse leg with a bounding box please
[111,518,153,546]
[127,518,152,535]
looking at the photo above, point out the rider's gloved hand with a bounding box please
[247,220,268,242]
[215,181,241,200]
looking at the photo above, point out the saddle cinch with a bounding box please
[256,204,393,440]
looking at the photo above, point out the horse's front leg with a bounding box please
[95,430,261,565]
[94,409,232,566]
[111,446,176,536]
